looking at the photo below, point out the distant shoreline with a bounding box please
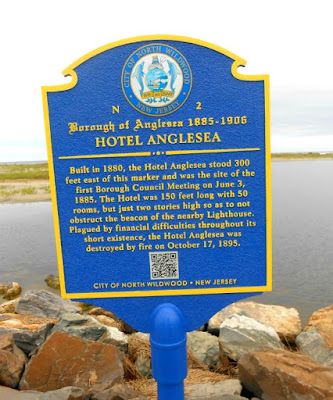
[1,154,332,203]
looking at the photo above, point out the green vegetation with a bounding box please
[21,187,37,195]
[0,163,49,181]
[271,152,333,160]
[0,189,20,196]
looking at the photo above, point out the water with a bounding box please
[0,161,332,325]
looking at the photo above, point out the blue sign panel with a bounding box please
[43,36,271,332]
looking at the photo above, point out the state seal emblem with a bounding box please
[122,43,192,116]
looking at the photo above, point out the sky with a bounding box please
[0,0,332,162]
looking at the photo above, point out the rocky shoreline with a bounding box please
[0,281,332,399]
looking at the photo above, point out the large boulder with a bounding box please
[219,313,284,361]
[16,290,80,318]
[209,301,302,343]
[185,379,242,399]
[20,330,124,392]
[0,314,55,356]
[238,349,333,400]
[187,331,220,366]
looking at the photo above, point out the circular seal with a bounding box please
[121,43,192,116]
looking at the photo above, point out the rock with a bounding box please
[101,326,128,352]
[187,331,220,366]
[219,313,284,361]
[0,349,26,388]
[209,301,302,343]
[0,333,14,351]
[135,354,151,378]
[87,307,115,319]
[0,333,27,388]
[20,330,124,392]
[238,349,333,400]
[89,382,148,399]
[185,379,242,399]
[0,314,55,356]
[130,332,150,341]
[304,305,333,349]
[0,284,9,295]
[44,275,60,290]
[16,290,81,318]
[3,282,22,300]
[0,332,28,360]
[52,314,128,351]
[0,385,88,399]
[220,396,248,400]
[0,298,20,313]
[0,385,38,399]
[38,386,88,399]
[92,315,121,329]
[296,328,333,367]
[52,313,107,342]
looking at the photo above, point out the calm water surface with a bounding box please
[1,161,332,325]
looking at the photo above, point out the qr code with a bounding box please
[149,251,179,280]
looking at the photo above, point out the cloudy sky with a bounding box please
[0,0,332,162]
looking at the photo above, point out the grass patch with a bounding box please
[21,187,37,195]
[0,189,20,196]
[0,163,49,181]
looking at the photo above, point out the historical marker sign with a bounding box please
[43,36,271,332]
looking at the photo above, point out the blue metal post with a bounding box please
[150,303,187,400]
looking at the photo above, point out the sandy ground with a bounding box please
[0,180,51,203]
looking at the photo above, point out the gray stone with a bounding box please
[135,354,151,377]
[219,313,284,361]
[0,323,54,356]
[185,379,242,399]
[52,313,107,342]
[221,396,248,400]
[16,290,80,318]
[296,328,333,367]
[187,331,220,366]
